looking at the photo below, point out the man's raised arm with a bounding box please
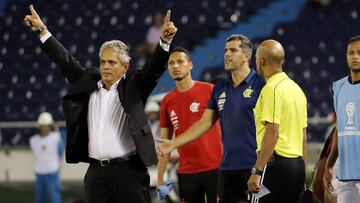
[24,5,84,84]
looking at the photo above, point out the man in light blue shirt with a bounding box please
[324,35,360,203]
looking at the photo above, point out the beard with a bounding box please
[224,64,233,71]
[350,66,360,73]
[174,71,189,81]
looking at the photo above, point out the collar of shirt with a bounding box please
[225,68,256,87]
[348,75,360,85]
[96,75,125,91]
[267,72,288,84]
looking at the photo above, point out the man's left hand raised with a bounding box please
[160,10,177,44]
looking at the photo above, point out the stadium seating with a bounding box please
[199,0,359,140]
[0,0,271,145]
[0,0,358,145]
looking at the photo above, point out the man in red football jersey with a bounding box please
[157,47,223,203]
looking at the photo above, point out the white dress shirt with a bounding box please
[88,80,135,160]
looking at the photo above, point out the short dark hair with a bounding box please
[226,34,253,61]
[348,35,360,45]
[170,47,192,61]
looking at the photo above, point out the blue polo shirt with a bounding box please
[208,69,265,171]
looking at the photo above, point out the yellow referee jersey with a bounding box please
[254,72,307,158]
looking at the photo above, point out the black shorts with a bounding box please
[177,168,219,203]
[220,169,251,203]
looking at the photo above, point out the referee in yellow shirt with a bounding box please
[247,40,308,203]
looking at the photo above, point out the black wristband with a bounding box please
[160,36,169,45]
[251,166,263,175]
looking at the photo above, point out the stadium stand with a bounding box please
[199,0,359,140]
[0,0,271,145]
[0,0,358,145]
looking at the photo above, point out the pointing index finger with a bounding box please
[29,5,38,16]
[164,10,171,23]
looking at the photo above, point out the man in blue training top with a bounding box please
[324,35,360,203]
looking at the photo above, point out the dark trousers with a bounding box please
[84,155,150,203]
[220,169,251,203]
[254,155,305,203]
[177,168,219,203]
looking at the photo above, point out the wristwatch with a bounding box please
[251,166,264,175]
[160,36,169,45]
[37,25,47,33]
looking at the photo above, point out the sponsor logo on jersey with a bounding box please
[218,92,226,111]
[346,102,355,125]
[170,110,179,130]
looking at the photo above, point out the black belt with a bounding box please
[268,153,302,162]
[90,153,138,167]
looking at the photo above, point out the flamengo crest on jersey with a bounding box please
[243,86,254,98]
[189,102,200,113]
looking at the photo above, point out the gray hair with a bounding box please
[99,40,131,64]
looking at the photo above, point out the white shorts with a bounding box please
[329,159,339,197]
[337,181,360,203]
